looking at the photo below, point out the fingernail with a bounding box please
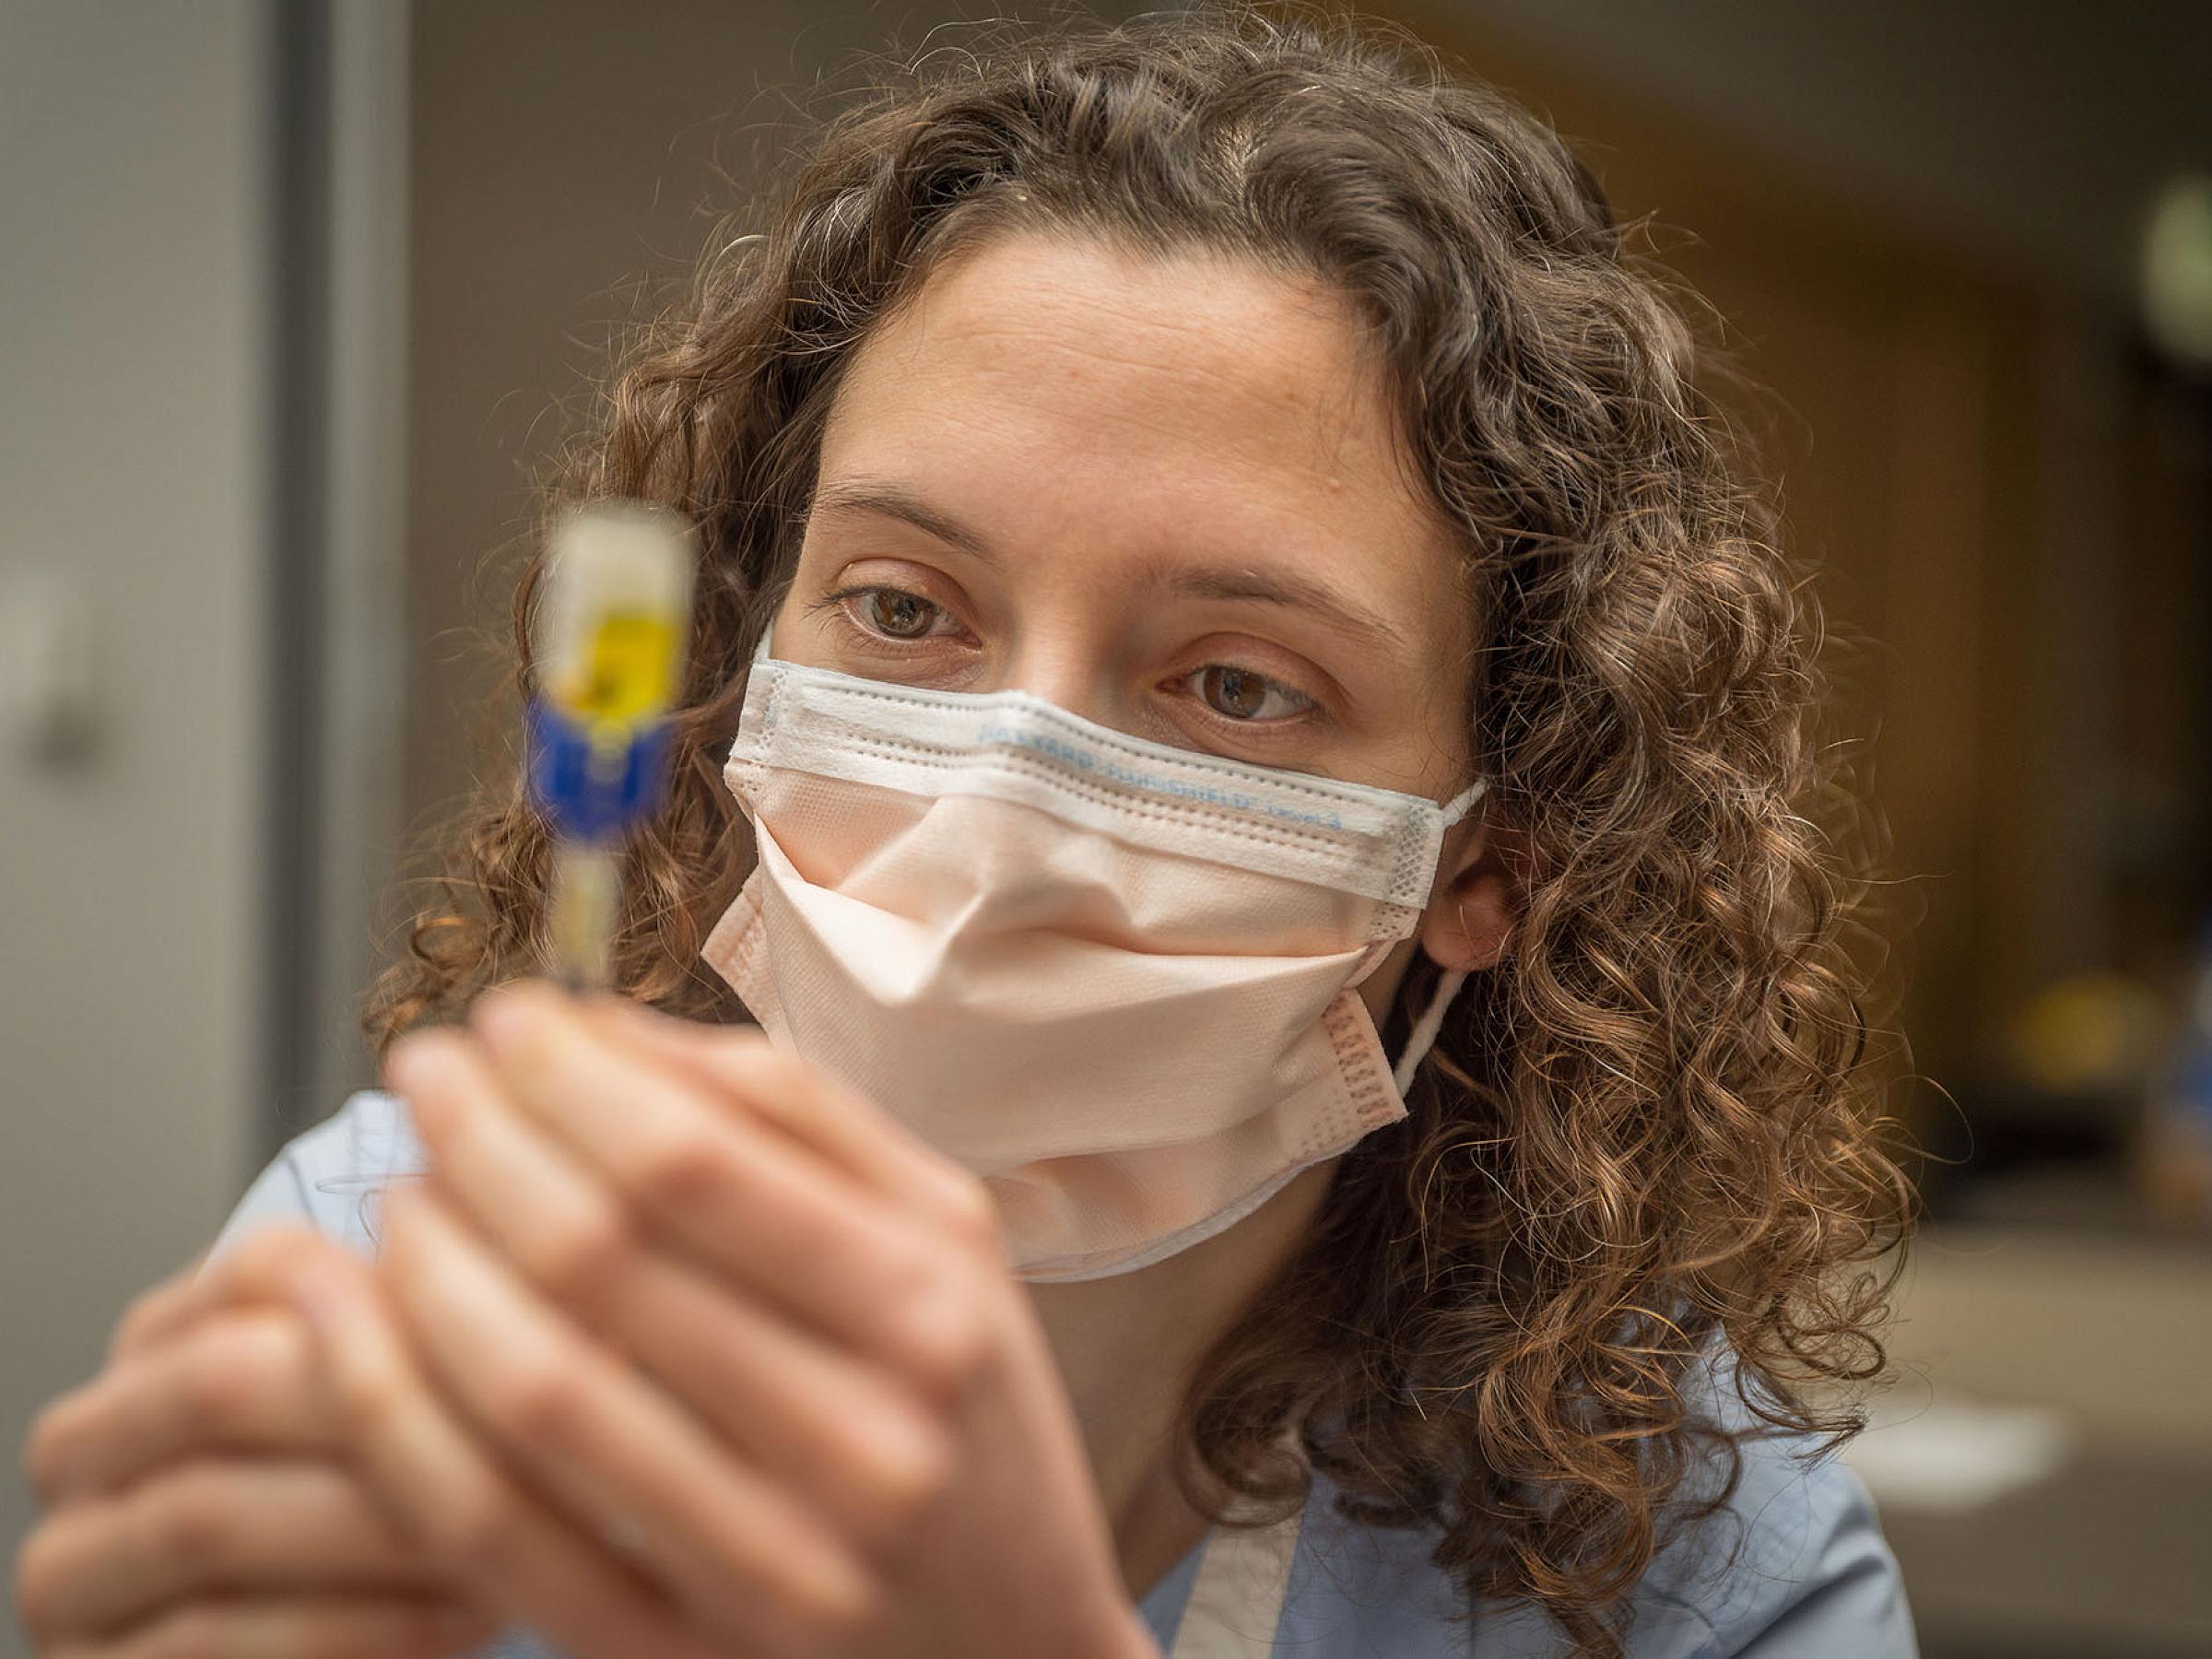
[471,984,547,1052]
[290,1260,360,1334]
[470,994,521,1048]
[385,1030,459,1095]
[378,1182,429,1238]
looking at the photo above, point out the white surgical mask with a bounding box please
[701,626,1484,1281]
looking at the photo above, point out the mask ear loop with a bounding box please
[1392,965,1466,1096]
[1439,774,1488,825]
[1392,773,1489,1095]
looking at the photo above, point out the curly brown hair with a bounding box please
[365,5,1915,1652]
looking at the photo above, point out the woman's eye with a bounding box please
[816,584,1317,728]
[835,585,950,641]
[1189,664,1316,724]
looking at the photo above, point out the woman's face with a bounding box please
[771,231,1493,1019]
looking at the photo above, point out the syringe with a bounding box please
[525,501,696,994]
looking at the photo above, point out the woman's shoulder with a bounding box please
[1620,1420,1912,1656]
[1626,1347,1912,1653]
[1278,1381,1912,1656]
[197,1088,425,1277]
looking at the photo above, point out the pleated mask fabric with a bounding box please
[700,626,1486,1282]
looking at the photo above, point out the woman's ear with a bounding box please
[1418,816,1538,972]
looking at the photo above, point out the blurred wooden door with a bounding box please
[1394,20,2056,1113]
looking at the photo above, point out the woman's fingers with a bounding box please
[577,993,1002,1253]
[281,1231,724,1659]
[372,1180,879,1642]
[107,1224,354,1363]
[396,1017,953,1557]
[27,1311,328,1508]
[102,1259,206,1365]
[39,1593,498,1659]
[432,987,988,1399]
[580,1253,955,1564]
[14,1457,441,1643]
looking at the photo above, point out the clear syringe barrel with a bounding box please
[524,503,695,993]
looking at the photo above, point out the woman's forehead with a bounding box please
[833,235,1389,478]
[815,232,1464,635]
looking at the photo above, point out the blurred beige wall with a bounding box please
[0,7,276,1653]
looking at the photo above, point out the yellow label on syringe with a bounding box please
[548,609,681,728]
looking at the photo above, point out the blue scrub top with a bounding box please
[199,1090,1916,1657]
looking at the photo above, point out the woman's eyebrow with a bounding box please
[809,480,994,563]
[1154,559,1406,653]
[806,477,1406,652]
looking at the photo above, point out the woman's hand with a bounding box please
[324,981,1159,1659]
[14,1229,501,1658]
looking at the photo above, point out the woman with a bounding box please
[16,6,1917,1655]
